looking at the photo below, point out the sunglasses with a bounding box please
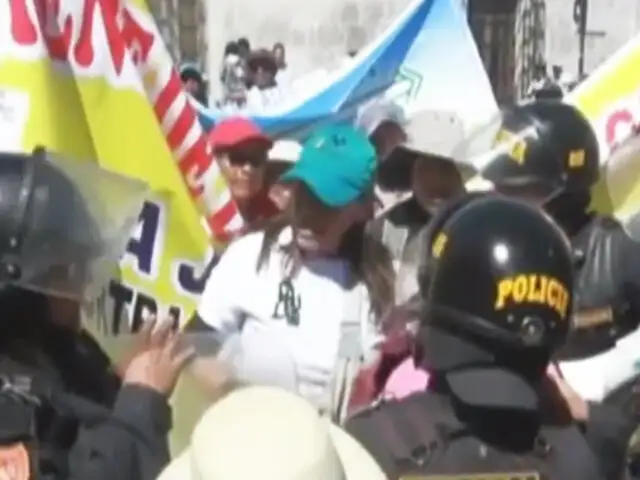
[226,150,267,168]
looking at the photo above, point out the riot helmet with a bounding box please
[0,147,149,301]
[415,193,574,410]
[459,100,600,223]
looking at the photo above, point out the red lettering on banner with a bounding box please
[605,109,634,147]
[11,0,74,61]
[9,0,155,75]
[74,0,96,66]
[121,8,155,66]
[10,0,39,44]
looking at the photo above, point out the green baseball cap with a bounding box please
[280,125,376,208]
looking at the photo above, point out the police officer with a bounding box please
[474,100,640,442]
[475,100,640,358]
[0,147,192,479]
[346,193,606,480]
[461,100,640,479]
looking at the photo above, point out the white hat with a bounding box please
[355,99,406,136]
[268,140,302,164]
[157,386,386,480]
[402,109,465,159]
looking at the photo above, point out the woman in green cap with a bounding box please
[184,124,395,423]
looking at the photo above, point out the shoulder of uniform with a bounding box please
[575,214,624,249]
[347,392,427,423]
[591,214,623,232]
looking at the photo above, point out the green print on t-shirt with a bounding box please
[272,278,302,326]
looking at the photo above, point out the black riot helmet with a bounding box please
[415,193,574,410]
[467,100,600,221]
[0,147,149,301]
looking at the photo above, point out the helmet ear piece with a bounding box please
[418,192,491,295]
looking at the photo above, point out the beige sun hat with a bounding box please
[157,385,386,480]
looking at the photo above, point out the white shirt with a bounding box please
[197,228,382,412]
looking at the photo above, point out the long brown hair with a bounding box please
[251,189,396,323]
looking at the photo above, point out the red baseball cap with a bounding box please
[209,117,272,151]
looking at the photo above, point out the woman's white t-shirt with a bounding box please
[196,228,382,412]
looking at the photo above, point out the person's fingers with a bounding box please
[135,314,156,347]
[150,318,174,347]
[172,345,197,370]
[546,362,562,379]
[165,330,185,354]
[166,332,196,364]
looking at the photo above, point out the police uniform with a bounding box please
[0,148,169,480]
[346,194,605,480]
[476,101,640,479]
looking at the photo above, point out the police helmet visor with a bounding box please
[455,106,592,203]
[5,149,150,301]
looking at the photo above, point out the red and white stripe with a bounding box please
[132,6,242,242]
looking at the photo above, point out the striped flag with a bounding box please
[129,1,242,242]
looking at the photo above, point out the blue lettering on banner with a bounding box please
[98,280,183,336]
[122,200,163,279]
[172,247,219,298]
[177,252,220,295]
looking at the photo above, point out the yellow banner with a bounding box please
[567,33,640,215]
[0,0,221,329]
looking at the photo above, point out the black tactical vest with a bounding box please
[347,392,605,480]
[558,216,639,360]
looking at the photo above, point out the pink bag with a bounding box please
[382,357,430,400]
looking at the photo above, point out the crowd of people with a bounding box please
[178,37,290,109]
[214,37,290,108]
[0,94,639,480]
[527,62,582,99]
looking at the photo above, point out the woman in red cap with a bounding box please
[209,117,279,236]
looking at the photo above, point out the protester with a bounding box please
[355,100,408,209]
[272,42,290,86]
[185,125,395,422]
[242,49,281,111]
[179,63,208,105]
[356,99,407,166]
[157,385,386,479]
[236,37,251,60]
[273,42,287,71]
[219,41,248,107]
[208,117,279,231]
[0,148,193,479]
[265,139,302,211]
[247,49,278,90]
[340,111,473,408]
[369,109,471,267]
[527,62,563,99]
